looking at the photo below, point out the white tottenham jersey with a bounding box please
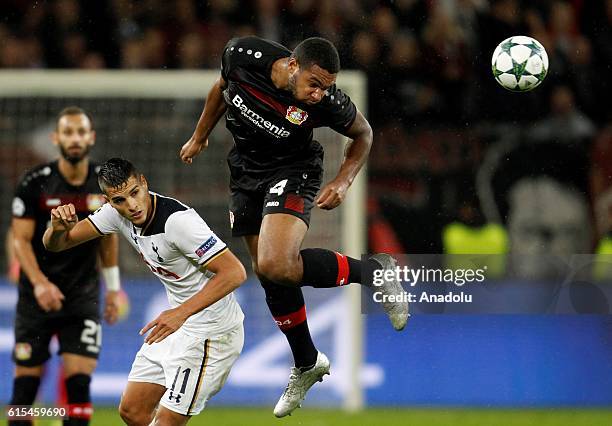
[87,192,243,338]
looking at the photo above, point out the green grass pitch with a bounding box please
[35,407,612,426]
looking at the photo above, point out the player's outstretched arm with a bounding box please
[140,249,246,344]
[316,109,373,210]
[43,203,101,252]
[180,75,228,164]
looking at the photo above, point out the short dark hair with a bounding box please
[291,37,340,74]
[98,158,139,192]
[57,106,93,129]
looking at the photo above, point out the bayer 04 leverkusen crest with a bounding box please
[285,106,308,125]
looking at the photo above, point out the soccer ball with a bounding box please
[491,35,548,92]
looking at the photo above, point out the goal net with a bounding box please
[0,70,367,409]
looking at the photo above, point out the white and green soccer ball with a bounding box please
[491,35,549,92]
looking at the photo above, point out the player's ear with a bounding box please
[287,57,299,74]
[90,130,96,146]
[139,174,148,190]
[51,130,59,146]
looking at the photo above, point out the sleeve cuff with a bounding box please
[86,217,106,236]
[200,247,228,267]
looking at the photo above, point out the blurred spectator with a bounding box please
[177,32,207,69]
[548,0,579,59]
[313,0,344,46]
[0,34,44,68]
[390,0,429,34]
[442,187,508,278]
[529,85,596,145]
[40,0,82,67]
[506,175,591,279]
[349,31,379,70]
[142,27,167,68]
[591,125,612,239]
[61,32,88,67]
[543,1,596,114]
[371,6,397,45]
[254,0,281,42]
[120,38,146,68]
[476,0,527,59]
[113,0,142,40]
[580,0,612,121]
[80,52,107,69]
[381,32,437,123]
[421,2,471,121]
[481,139,593,278]
[279,0,320,48]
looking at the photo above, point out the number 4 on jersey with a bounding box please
[269,179,288,196]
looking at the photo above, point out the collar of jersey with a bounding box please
[139,193,157,236]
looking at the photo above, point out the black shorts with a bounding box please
[229,166,323,237]
[13,304,101,367]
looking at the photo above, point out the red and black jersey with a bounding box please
[12,160,104,311]
[221,36,357,190]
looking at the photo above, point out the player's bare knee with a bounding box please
[15,365,43,377]
[257,256,300,285]
[62,354,97,377]
[119,401,150,426]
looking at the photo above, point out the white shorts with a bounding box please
[127,325,244,415]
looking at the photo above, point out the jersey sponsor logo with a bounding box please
[195,236,218,258]
[14,342,32,361]
[232,94,291,138]
[140,253,180,279]
[45,198,61,207]
[229,211,235,229]
[12,197,25,217]
[86,194,105,212]
[266,201,280,207]
[285,106,308,125]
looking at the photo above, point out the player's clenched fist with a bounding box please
[50,203,78,231]
[180,136,208,164]
[316,179,349,210]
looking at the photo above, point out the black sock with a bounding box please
[300,248,363,287]
[64,374,92,426]
[260,278,318,368]
[8,376,40,426]
[285,321,318,369]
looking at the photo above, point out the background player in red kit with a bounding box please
[8,107,121,426]
[180,36,408,417]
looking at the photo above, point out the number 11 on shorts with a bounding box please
[168,367,191,404]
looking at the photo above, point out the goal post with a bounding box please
[335,72,367,411]
[0,70,367,410]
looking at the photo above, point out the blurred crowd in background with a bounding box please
[1,0,611,276]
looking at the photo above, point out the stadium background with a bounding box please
[1,0,612,424]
